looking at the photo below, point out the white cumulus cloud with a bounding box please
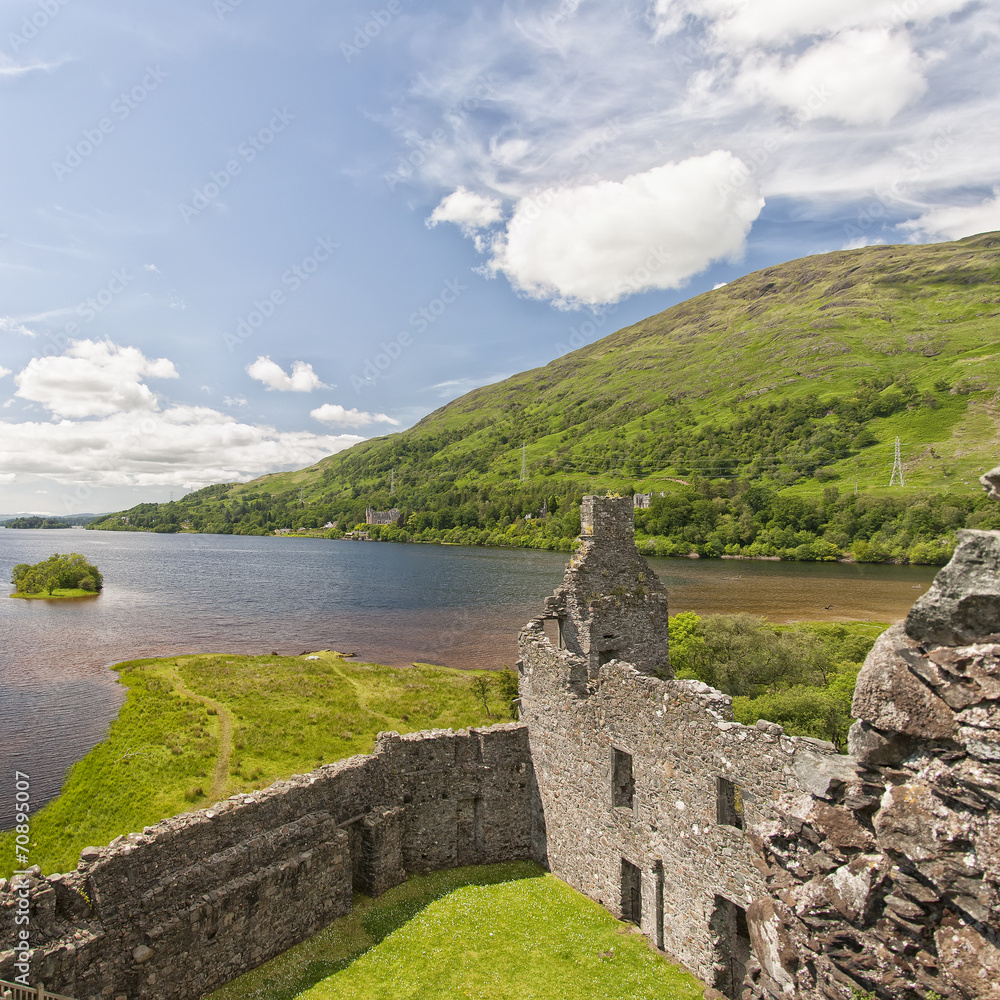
[246,356,328,392]
[741,30,928,126]
[311,403,400,428]
[14,339,178,419]
[0,365,11,379]
[487,152,763,307]
[899,188,1000,241]
[426,187,504,234]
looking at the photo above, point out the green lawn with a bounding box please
[0,652,500,879]
[207,864,706,1000]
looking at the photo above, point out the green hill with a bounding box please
[92,234,1000,561]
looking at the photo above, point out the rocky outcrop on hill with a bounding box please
[746,524,1000,1000]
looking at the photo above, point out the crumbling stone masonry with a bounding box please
[746,523,1000,1000]
[521,493,1000,999]
[0,725,541,1000]
[518,496,859,997]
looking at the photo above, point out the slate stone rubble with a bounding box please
[4,489,1000,1000]
[746,520,1000,1000]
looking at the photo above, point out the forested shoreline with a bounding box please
[89,478,999,565]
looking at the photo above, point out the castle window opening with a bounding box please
[541,618,560,647]
[621,859,642,925]
[612,748,634,809]
[715,776,743,830]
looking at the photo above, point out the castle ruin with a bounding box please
[4,492,1000,999]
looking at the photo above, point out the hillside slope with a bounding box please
[92,234,1000,559]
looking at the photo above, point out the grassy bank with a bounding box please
[9,588,99,600]
[208,863,705,1000]
[0,652,501,879]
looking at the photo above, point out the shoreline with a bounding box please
[0,650,499,876]
[84,525,949,566]
[9,589,101,601]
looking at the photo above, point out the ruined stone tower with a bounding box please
[521,488,1000,1000]
[536,495,671,688]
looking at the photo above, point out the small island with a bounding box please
[9,552,104,599]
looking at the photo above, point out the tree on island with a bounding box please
[11,553,104,596]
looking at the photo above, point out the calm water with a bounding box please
[0,529,937,825]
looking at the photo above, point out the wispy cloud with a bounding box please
[429,373,511,398]
[0,56,70,78]
[379,0,999,303]
[0,316,37,338]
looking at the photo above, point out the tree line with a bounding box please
[668,613,883,751]
[89,476,999,565]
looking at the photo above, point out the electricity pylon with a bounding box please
[889,436,906,487]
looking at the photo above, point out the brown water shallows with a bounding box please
[652,556,936,626]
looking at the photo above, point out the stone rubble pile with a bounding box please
[747,521,1000,1000]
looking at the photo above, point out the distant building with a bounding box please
[633,493,652,509]
[366,507,403,527]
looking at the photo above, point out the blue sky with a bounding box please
[0,0,998,514]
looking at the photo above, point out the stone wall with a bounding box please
[0,724,540,1000]
[518,496,854,994]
